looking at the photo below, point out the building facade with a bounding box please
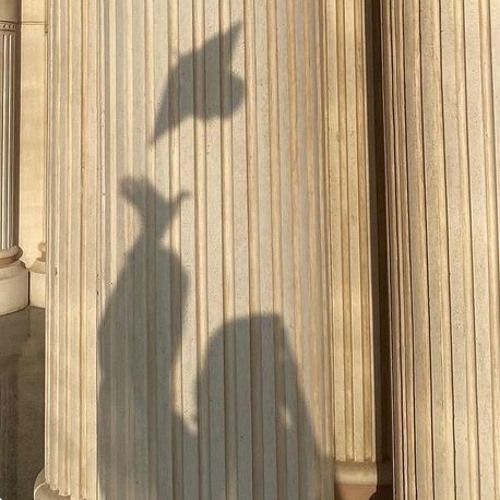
[0,0,499,499]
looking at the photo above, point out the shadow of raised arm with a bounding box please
[154,22,245,141]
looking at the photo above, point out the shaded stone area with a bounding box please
[0,307,45,500]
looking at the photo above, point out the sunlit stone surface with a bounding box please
[383,1,500,498]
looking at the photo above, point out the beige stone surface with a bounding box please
[0,261,28,315]
[17,4,47,307]
[41,0,334,499]
[31,1,500,499]
[29,257,46,308]
[382,1,500,498]
[22,0,46,23]
[19,22,47,270]
[0,3,29,316]
[0,0,20,22]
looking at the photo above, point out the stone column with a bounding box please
[382,1,500,498]
[36,1,334,499]
[0,0,28,316]
[323,1,391,498]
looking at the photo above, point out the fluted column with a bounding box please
[0,0,28,316]
[323,1,391,498]
[36,1,333,499]
[383,1,500,499]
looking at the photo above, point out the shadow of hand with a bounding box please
[154,22,245,140]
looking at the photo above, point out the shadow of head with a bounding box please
[154,22,245,140]
[120,177,189,237]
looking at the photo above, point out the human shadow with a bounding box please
[154,22,245,141]
[97,178,332,499]
[98,178,189,499]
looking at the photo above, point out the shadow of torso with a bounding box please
[97,181,331,500]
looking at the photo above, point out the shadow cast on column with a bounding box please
[153,22,245,141]
[98,178,331,499]
[98,21,332,499]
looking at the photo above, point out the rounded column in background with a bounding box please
[0,0,28,316]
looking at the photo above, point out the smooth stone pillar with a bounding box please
[0,0,28,316]
[383,1,500,498]
[19,0,48,308]
[37,0,334,499]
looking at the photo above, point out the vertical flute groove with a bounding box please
[383,1,500,498]
[0,24,17,250]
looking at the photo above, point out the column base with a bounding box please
[29,258,46,308]
[34,471,70,499]
[0,260,29,316]
[334,461,393,500]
